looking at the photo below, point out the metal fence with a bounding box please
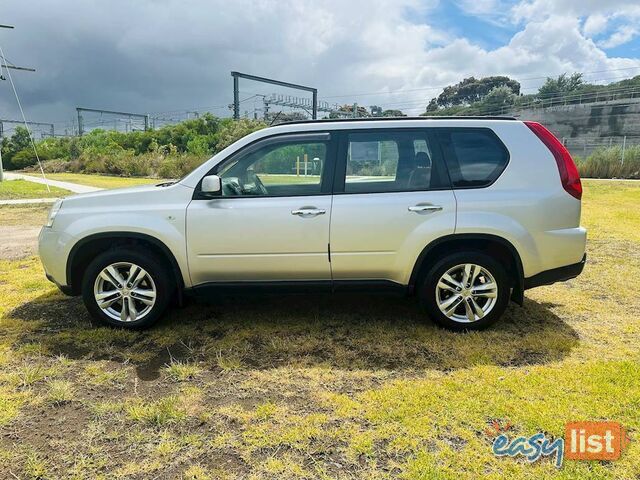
[561,135,640,159]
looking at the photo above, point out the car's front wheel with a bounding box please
[419,251,510,331]
[81,248,174,329]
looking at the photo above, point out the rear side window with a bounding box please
[436,128,509,188]
[339,129,449,194]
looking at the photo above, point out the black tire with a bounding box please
[418,251,510,331]
[81,248,174,329]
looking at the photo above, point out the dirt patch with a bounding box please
[0,225,41,260]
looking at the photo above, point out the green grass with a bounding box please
[0,179,69,199]
[44,172,163,189]
[0,179,638,478]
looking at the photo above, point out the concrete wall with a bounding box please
[510,98,640,157]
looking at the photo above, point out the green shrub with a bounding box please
[102,152,154,177]
[214,118,266,151]
[577,145,640,179]
[9,149,43,169]
[158,154,207,179]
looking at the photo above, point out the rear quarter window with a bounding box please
[437,128,509,188]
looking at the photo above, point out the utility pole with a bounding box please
[0,23,36,182]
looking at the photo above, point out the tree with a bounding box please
[427,76,521,110]
[480,86,517,114]
[330,104,370,118]
[1,126,32,170]
[538,73,584,99]
[380,109,406,117]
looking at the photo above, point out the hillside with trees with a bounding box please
[423,73,640,116]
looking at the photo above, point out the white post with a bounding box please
[621,136,626,165]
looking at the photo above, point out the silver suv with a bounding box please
[39,117,586,331]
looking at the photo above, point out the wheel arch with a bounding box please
[66,232,185,296]
[408,233,525,305]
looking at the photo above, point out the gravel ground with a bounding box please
[1,225,41,261]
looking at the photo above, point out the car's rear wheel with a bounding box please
[81,248,174,329]
[419,251,510,331]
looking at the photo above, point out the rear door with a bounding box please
[329,128,456,285]
[186,132,336,285]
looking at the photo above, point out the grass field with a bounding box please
[0,179,70,200]
[259,174,320,185]
[0,180,639,479]
[44,173,163,189]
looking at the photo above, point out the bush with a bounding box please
[6,115,268,177]
[214,118,266,151]
[38,158,81,173]
[9,149,41,169]
[157,155,207,179]
[102,152,154,177]
[577,146,640,179]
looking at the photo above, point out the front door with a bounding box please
[186,133,335,285]
[329,128,456,285]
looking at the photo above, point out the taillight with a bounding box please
[524,121,582,200]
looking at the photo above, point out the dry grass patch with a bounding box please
[43,172,163,189]
[0,204,50,227]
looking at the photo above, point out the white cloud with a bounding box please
[599,25,639,49]
[414,15,639,97]
[511,0,640,23]
[582,14,608,37]
[511,1,640,50]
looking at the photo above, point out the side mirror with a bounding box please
[201,175,221,196]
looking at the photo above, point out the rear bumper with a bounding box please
[524,253,586,290]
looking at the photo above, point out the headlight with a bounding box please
[45,199,63,228]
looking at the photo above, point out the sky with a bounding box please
[1,0,640,134]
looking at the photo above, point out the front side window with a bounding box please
[216,138,327,197]
[342,130,448,193]
[437,128,509,188]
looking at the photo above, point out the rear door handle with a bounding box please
[292,208,326,217]
[408,204,443,213]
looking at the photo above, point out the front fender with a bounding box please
[63,212,190,288]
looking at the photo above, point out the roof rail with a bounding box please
[274,115,517,126]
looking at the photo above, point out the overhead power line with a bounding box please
[318,66,640,100]
[0,42,47,188]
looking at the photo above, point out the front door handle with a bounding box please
[408,204,443,213]
[292,208,326,217]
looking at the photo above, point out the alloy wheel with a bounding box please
[93,262,156,322]
[435,263,498,323]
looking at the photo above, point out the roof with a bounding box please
[275,116,517,126]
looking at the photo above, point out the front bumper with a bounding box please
[45,273,75,296]
[38,227,74,292]
[524,253,586,290]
